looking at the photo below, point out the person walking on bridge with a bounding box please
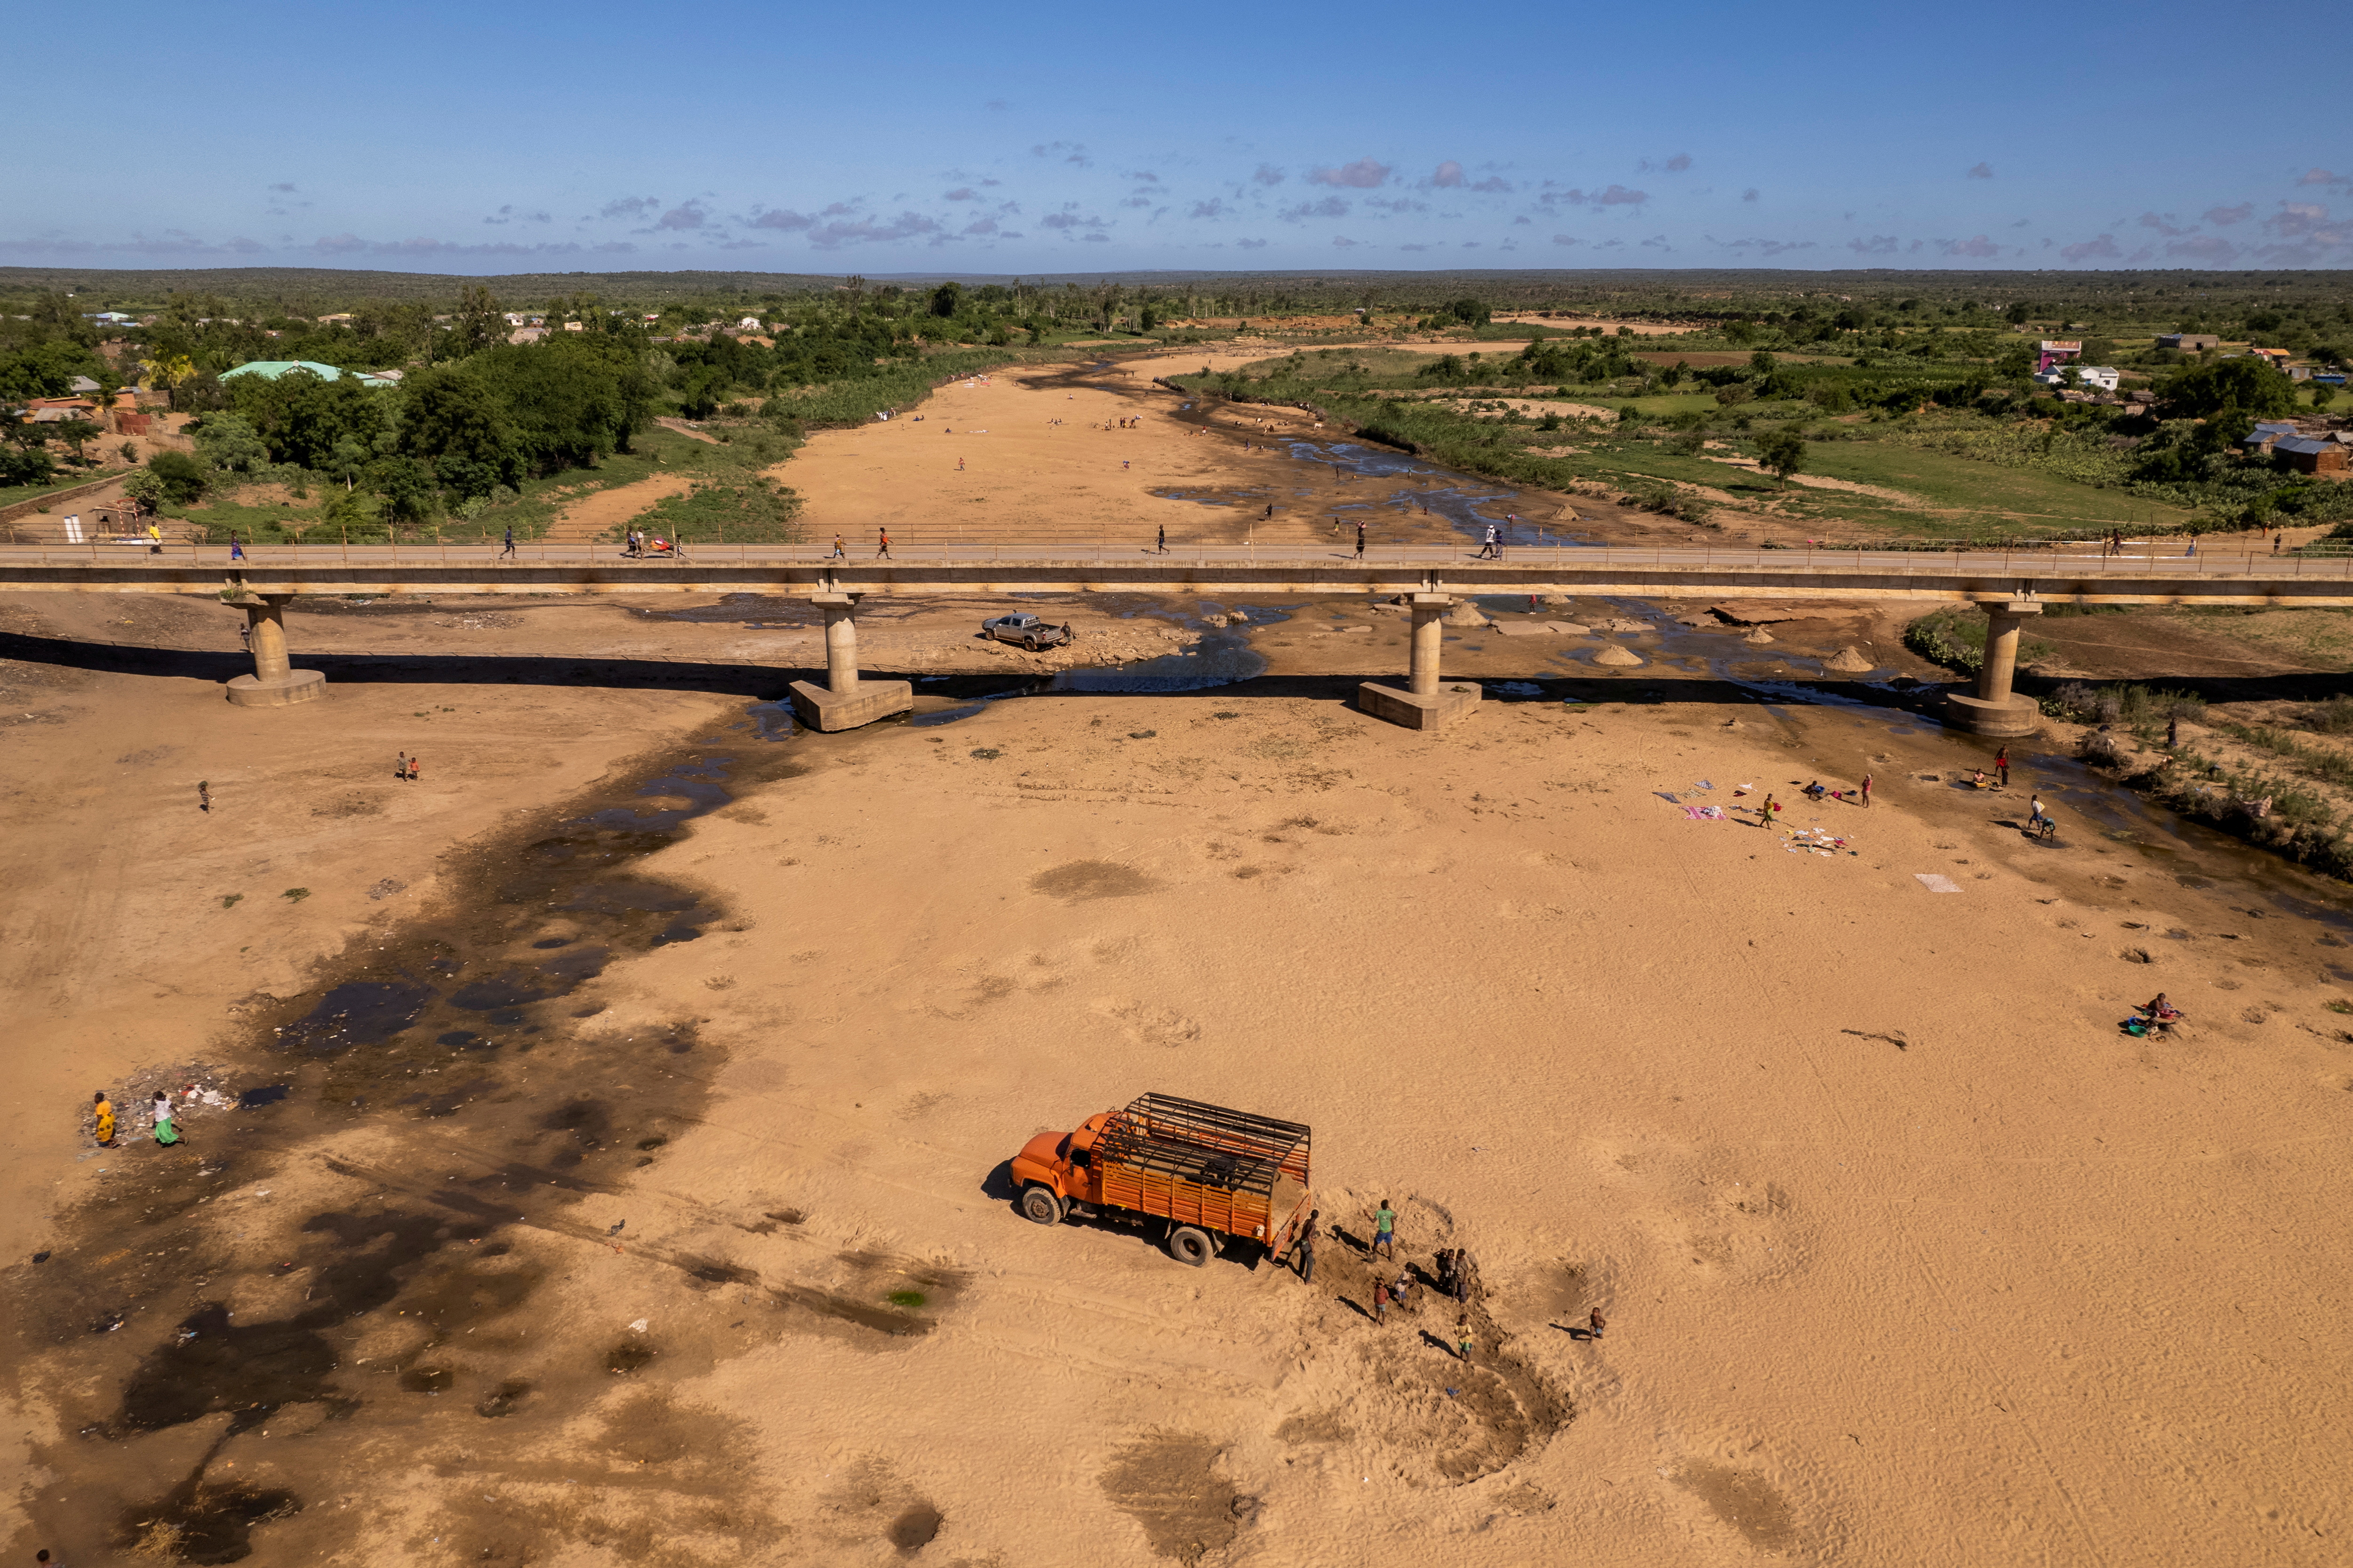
[1355,520,1367,560]
[876,527,892,560]
[830,532,846,559]
[500,525,516,560]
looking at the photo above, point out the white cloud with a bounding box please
[1307,158,1390,189]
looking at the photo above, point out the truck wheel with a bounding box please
[1166,1226,1213,1267]
[1023,637,1041,651]
[1020,1186,1064,1226]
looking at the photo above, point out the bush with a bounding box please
[0,444,56,488]
[1713,384,1755,407]
[147,449,209,506]
[2305,696,2353,734]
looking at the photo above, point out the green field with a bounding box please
[1794,440,2197,535]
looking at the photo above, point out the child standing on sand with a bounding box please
[93,1090,115,1146]
[1456,1317,1473,1364]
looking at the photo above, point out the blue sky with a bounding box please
[8,0,2347,277]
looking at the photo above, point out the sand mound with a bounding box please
[1823,646,1876,673]
[1743,628,1776,646]
[1441,603,1491,627]
[1592,644,1645,667]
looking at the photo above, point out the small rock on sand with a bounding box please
[1595,617,1650,634]
[1823,646,1876,673]
[1592,644,1645,667]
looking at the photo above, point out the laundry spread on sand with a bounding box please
[1692,780,1714,791]
[1682,805,1726,820]
[1914,873,1964,893]
[1655,792,1681,805]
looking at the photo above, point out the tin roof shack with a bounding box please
[2242,421,2304,455]
[2158,333,2221,351]
[2274,434,2352,477]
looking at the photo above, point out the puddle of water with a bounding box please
[1278,440,1587,551]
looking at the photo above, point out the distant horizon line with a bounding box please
[6,263,2347,291]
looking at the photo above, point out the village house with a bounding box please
[2156,333,2220,351]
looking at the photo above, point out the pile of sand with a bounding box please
[1592,644,1645,666]
[1442,603,1491,627]
[1823,646,1877,673]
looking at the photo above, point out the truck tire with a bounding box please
[1020,1186,1064,1226]
[1023,636,1041,651]
[1166,1226,1214,1267]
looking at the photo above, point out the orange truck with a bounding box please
[1009,1092,1314,1267]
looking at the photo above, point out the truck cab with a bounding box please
[1012,1112,1109,1213]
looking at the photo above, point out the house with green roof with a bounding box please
[220,360,400,388]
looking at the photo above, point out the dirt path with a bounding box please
[652,417,722,445]
[538,472,695,543]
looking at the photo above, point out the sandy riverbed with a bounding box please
[3,393,2351,1567]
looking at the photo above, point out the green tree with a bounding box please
[929,281,963,319]
[0,444,56,488]
[453,283,505,357]
[192,413,270,473]
[52,418,100,464]
[1754,426,1808,484]
[400,364,521,497]
[368,455,440,524]
[2156,357,2297,424]
[146,449,209,506]
[120,464,161,509]
[1443,296,1491,328]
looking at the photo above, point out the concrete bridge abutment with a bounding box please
[787,592,913,732]
[225,596,326,707]
[1358,594,1482,730]
[1944,600,2042,738]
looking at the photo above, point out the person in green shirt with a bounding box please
[1373,1200,1397,1260]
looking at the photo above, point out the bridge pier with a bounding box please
[787,592,912,732]
[1944,600,2042,737]
[1358,594,1482,730]
[225,596,326,707]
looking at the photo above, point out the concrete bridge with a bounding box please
[6,539,2349,736]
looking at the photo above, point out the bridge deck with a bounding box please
[3,542,2349,607]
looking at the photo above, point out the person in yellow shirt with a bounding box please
[92,1090,115,1146]
[147,522,163,555]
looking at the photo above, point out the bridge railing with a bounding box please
[9,532,2353,579]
